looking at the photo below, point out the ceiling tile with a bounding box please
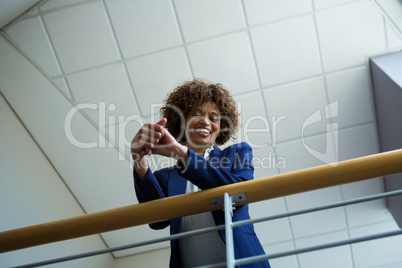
[287,186,343,210]
[254,217,292,245]
[350,221,400,239]
[274,132,337,173]
[350,222,402,267]
[105,0,182,58]
[251,15,321,87]
[252,146,279,179]
[250,198,291,244]
[243,0,312,26]
[188,32,260,94]
[296,232,353,268]
[40,0,87,11]
[337,123,378,161]
[326,67,374,129]
[313,0,358,10]
[316,1,385,72]
[296,231,349,248]
[43,1,120,73]
[234,91,271,150]
[386,20,402,50]
[251,197,286,218]
[52,77,72,99]
[126,47,192,116]
[263,242,297,267]
[67,63,139,127]
[174,0,245,42]
[287,186,347,238]
[6,16,61,77]
[0,0,40,29]
[376,0,402,33]
[341,178,383,200]
[263,77,328,143]
[102,226,170,257]
[345,199,392,228]
[290,207,347,237]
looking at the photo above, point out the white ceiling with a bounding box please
[0,0,41,29]
[1,0,402,266]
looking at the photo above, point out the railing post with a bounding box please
[224,192,235,268]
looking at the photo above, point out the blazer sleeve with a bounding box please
[133,167,170,230]
[178,142,254,190]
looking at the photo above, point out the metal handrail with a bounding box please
[9,190,402,268]
[1,149,402,253]
[8,190,402,268]
[217,229,402,268]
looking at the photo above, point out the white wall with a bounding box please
[0,95,114,266]
[113,248,170,268]
[0,32,164,268]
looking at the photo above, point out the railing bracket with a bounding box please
[210,193,246,207]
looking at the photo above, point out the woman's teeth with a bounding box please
[195,128,210,134]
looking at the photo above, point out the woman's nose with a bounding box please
[200,116,210,125]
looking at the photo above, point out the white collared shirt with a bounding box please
[179,145,226,267]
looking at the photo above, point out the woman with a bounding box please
[131,79,270,268]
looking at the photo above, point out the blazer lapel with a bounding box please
[169,168,187,197]
[209,145,222,161]
[210,146,233,171]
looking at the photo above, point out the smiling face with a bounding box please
[184,101,221,155]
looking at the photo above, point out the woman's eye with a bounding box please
[210,117,219,122]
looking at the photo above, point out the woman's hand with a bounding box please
[131,118,165,179]
[152,121,188,161]
[131,119,189,180]
[131,119,165,159]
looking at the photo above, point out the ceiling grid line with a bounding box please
[100,0,145,125]
[38,13,75,102]
[239,0,280,176]
[17,0,99,22]
[282,194,302,267]
[372,0,402,34]
[170,0,196,79]
[310,0,339,167]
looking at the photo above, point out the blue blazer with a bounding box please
[134,142,270,268]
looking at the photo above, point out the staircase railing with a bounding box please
[1,149,402,267]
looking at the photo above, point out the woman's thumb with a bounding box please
[156,118,167,126]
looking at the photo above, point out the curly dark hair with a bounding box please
[160,79,240,145]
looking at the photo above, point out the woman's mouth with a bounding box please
[194,128,211,137]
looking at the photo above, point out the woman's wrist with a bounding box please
[133,157,148,181]
[174,144,189,164]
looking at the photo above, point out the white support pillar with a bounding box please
[224,193,235,268]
